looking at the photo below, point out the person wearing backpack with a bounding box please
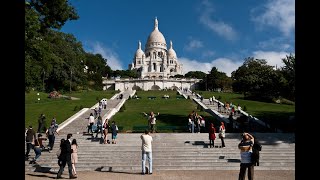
[46,122,59,151]
[111,121,118,144]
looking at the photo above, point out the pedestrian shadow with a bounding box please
[32,164,53,173]
[95,166,140,175]
[186,141,209,148]
[25,173,57,179]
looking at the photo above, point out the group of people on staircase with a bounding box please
[25,114,59,164]
[86,112,118,144]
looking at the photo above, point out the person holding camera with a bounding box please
[238,132,255,180]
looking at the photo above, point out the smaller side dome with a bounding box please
[135,41,145,58]
[168,40,177,58]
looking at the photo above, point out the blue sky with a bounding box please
[61,0,295,77]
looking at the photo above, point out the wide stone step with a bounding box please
[25,162,295,172]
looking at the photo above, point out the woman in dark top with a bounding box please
[208,123,216,148]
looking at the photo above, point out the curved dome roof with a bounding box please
[146,17,167,48]
[135,41,145,58]
[168,40,177,58]
[147,30,166,45]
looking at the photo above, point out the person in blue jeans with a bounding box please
[141,129,153,175]
[238,132,255,180]
[111,121,118,144]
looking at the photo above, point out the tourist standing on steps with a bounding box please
[141,129,153,175]
[103,119,110,144]
[219,122,226,148]
[238,132,255,180]
[57,133,76,179]
[25,125,36,158]
[95,116,103,138]
[87,113,95,134]
[71,139,78,177]
[37,113,46,133]
[208,123,216,148]
[111,121,118,144]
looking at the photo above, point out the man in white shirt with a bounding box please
[141,129,153,175]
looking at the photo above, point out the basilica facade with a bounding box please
[129,17,183,78]
[103,18,200,91]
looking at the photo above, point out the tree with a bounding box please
[206,67,232,91]
[29,0,79,32]
[184,71,206,79]
[280,54,295,101]
[231,57,282,101]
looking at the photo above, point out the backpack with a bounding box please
[251,142,262,165]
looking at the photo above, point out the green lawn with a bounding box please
[111,90,219,132]
[25,90,117,128]
[25,90,295,133]
[196,91,295,131]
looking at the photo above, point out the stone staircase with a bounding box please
[25,132,295,173]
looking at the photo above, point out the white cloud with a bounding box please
[179,57,242,77]
[184,39,203,51]
[252,51,291,68]
[202,50,215,58]
[90,42,123,70]
[252,0,295,36]
[199,0,237,41]
[257,37,294,51]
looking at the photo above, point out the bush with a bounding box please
[217,96,222,100]
[243,106,247,111]
[119,104,126,112]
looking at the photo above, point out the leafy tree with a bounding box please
[185,71,206,79]
[206,67,232,91]
[280,54,295,101]
[231,57,282,101]
[29,0,79,32]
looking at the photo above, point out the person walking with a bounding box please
[219,122,226,148]
[57,133,76,179]
[208,123,216,148]
[25,125,36,159]
[238,132,255,180]
[29,133,47,164]
[141,129,153,175]
[46,122,59,151]
[71,139,78,177]
[111,121,118,144]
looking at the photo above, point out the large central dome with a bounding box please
[146,17,167,50]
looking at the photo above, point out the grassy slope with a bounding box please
[25,90,117,128]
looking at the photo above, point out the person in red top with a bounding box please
[208,123,216,148]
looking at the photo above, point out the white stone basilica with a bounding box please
[129,17,183,78]
[103,18,200,91]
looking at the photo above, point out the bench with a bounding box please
[176,95,185,99]
[132,125,149,133]
[148,96,156,100]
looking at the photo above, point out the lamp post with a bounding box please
[42,69,45,92]
[70,68,72,93]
